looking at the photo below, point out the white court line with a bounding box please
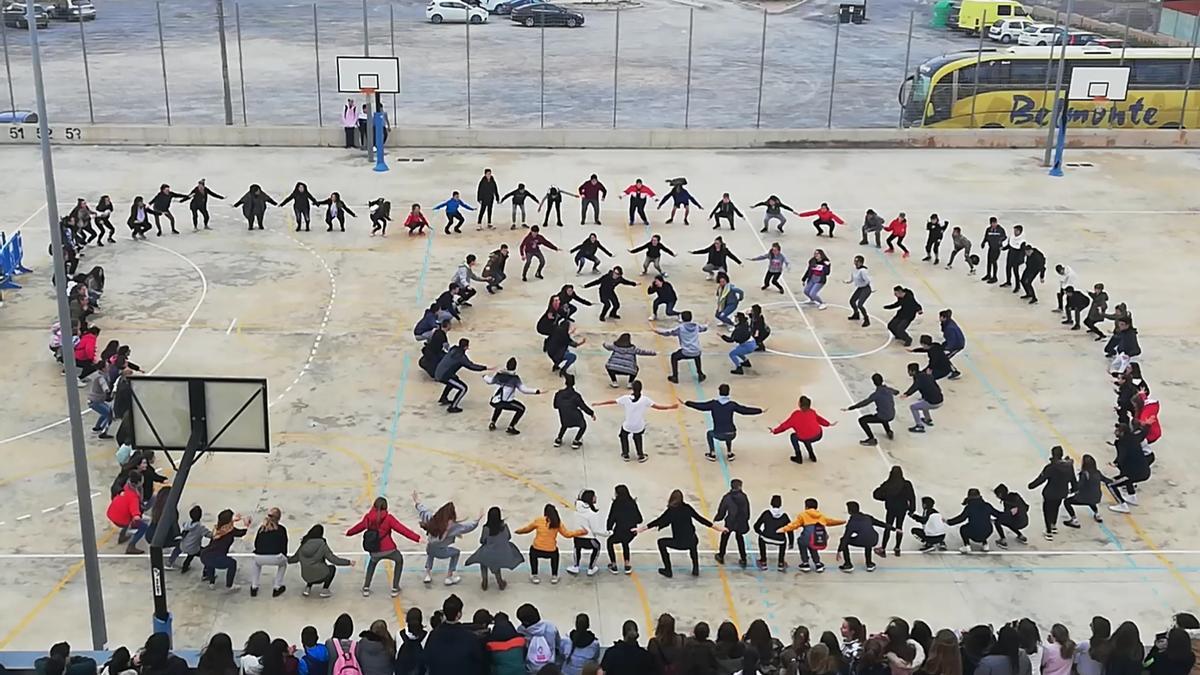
[3,549,1200,560]
[0,240,209,446]
[226,318,237,335]
[8,203,47,236]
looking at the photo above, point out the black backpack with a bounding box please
[361,514,382,553]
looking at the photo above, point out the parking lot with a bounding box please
[0,0,984,128]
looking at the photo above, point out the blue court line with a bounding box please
[378,231,436,497]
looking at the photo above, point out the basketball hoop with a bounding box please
[1092,95,1109,114]
[361,87,376,102]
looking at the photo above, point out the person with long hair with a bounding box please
[1015,619,1042,675]
[466,506,524,591]
[872,466,916,557]
[186,178,225,231]
[249,506,289,598]
[260,639,299,675]
[751,241,790,294]
[593,380,679,463]
[807,643,843,675]
[884,618,926,675]
[682,622,721,675]
[414,492,481,586]
[801,248,831,308]
[1073,617,1110,675]
[647,614,686,675]
[196,634,238,675]
[516,503,586,584]
[605,484,642,573]
[346,496,422,598]
[771,396,836,465]
[919,630,962,675]
[563,613,602,675]
[601,332,655,387]
[857,636,893,675]
[569,489,610,577]
[744,620,785,673]
[1146,627,1195,675]
[233,184,277,231]
[1040,625,1075,675]
[279,181,318,232]
[599,620,655,675]
[288,524,353,597]
[722,312,757,375]
[635,489,725,578]
[200,509,250,590]
[354,620,396,675]
[94,195,116,244]
[126,196,153,239]
[138,632,188,675]
[1061,453,1105,529]
[976,626,1030,675]
[325,614,356,675]
[1103,623,1145,675]
[781,626,811,675]
[239,631,270,675]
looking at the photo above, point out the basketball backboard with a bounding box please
[337,55,401,93]
[129,375,269,453]
[1067,66,1130,101]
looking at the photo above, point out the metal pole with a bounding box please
[968,9,987,128]
[314,3,323,126]
[466,14,472,129]
[390,4,396,123]
[540,16,545,129]
[1,17,14,114]
[612,6,620,128]
[78,15,94,124]
[1042,0,1074,165]
[1180,16,1200,127]
[26,0,108,650]
[235,2,247,125]
[1110,8,1129,129]
[826,18,840,128]
[216,0,234,125]
[684,8,694,128]
[755,9,766,128]
[156,2,171,125]
[897,10,914,128]
[362,0,369,54]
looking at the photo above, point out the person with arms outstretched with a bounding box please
[186,179,224,230]
[622,179,656,226]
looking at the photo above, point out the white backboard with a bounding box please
[130,376,269,453]
[336,56,401,93]
[1067,66,1130,101]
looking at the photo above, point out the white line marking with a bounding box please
[64,499,78,507]
[40,507,57,514]
[226,318,238,335]
[9,203,47,236]
[15,515,30,521]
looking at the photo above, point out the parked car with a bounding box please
[0,110,38,124]
[1066,30,1103,45]
[2,3,50,28]
[426,0,488,23]
[493,0,544,15]
[987,18,1032,43]
[1089,37,1125,48]
[510,2,584,27]
[1017,23,1066,45]
[47,0,95,20]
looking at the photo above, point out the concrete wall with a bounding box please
[1,123,1197,149]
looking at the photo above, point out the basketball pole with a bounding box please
[1042,0,1074,166]
[27,0,108,650]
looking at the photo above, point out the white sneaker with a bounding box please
[302,587,311,597]
[361,587,371,597]
[319,589,332,598]
[648,315,657,322]
[444,575,461,586]
[1094,513,1104,522]
[423,572,432,584]
[566,565,581,575]
[609,381,619,388]
[817,303,828,310]
[1109,502,1131,513]
[980,543,990,552]
[1125,492,1139,506]
[959,546,972,554]
[530,575,541,584]
[586,566,599,576]
[390,587,401,598]
[550,575,559,584]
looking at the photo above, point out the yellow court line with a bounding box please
[186,481,364,491]
[902,261,1200,605]
[280,430,656,630]
[0,449,110,488]
[0,528,118,649]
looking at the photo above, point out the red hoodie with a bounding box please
[74,332,97,363]
[798,206,844,224]
[623,184,656,198]
[885,218,907,237]
[771,408,831,440]
[346,510,421,553]
[106,484,142,528]
[1138,398,1161,444]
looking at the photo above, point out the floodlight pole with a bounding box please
[147,381,207,639]
[27,0,108,650]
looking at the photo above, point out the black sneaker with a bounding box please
[658,568,673,578]
[705,452,718,462]
[506,427,520,435]
[996,538,1009,549]
[554,438,563,447]
[859,438,878,446]
[571,440,583,449]
[839,563,854,573]
[865,563,877,572]
[637,455,648,463]
[488,422,497,431]
[272,586,286,597]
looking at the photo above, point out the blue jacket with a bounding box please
[685,396,763,434]
[659,188,701,209]
[414,309,438,337]
[941,319,966,352]
[297,644,329,675]
[434,197,474,215]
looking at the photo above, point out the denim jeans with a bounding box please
[803,279,826,304]
[88,401,112,431]
[729,339,758,367]
[558,350,578,372]
[716,307,736,326]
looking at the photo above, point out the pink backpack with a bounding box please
[331,640,360,675]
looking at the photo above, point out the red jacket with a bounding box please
[106,484,142,527]
[75,332,97,363]
[623,184,656,198]
[346,510,420,553]
[404,213,428,229]
[771,409,831,440]
[798,206,844,224]
[1138,398,1161,444]
[520,233,557,258]
[885,218,907,237]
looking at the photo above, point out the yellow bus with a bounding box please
[900,46,1200,128]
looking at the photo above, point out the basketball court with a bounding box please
[0,140,1199,649]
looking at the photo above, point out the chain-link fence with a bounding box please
[0,0,1185,129]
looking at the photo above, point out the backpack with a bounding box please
[361,514,381,553]
[526,634,554,670]
[331,640,361,675]
[808,523,829,551]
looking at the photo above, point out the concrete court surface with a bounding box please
[0,145,1198,650]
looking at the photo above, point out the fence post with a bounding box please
[897,10,914,128]
[968,10,986,129]
[466,13,472,129]
[156,2,171,125]
[0,17,13,114]
[1180,16,1200,127]
[612,6,620,128]
[390,4,396,123]
[684,8,694,129]
[314,3,323,126]
[1109,8,1129,129]
[540,16,545,129]
[78,15,94,124]
[755,9,766,128]
[236,2,247,125]
[217,0,234,125]
[826,18,840,128]
[362,0,369,54]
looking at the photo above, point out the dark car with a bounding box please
[48,0,96,21]
[510,2,583,27]
[493,0,542,14]
[3,3,51,28]
[0,110,38,124]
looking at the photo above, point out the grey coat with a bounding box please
[288,537,351,584]
[465,523,525,570]
[603,342,656,376]
[417,502,480,556]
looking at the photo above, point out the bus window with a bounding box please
[928,80,954,123]
[1010,59,1049,88]
[1129,59,1187,89]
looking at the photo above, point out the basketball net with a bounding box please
[1092,95,1109,114]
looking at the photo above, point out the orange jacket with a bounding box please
[515,516,586,552]
[779,508,845,534]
